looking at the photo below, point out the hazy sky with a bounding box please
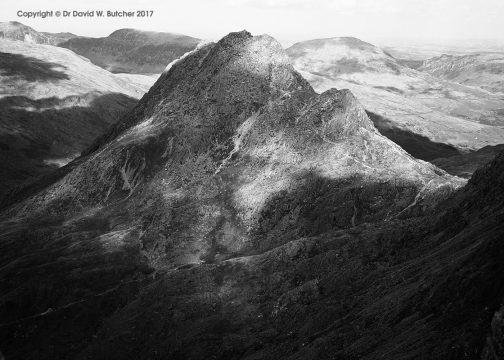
[2,0,504,45]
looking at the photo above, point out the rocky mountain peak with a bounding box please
[202,30,297,87]
[214,29,252,48]
[208,30,293,76]
[302,88,376,138]
[85,30,314,154]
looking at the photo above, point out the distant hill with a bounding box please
[59,28,201,74]
[287,37,404,76]
[0,21,78,45]
[287,37,504,169]
[420,53,504,95]
[380,38,504,61]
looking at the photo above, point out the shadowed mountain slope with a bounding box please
[0,39,157,200]
[431,144,504,178]
[59,28,201,74]
[2,31,504,360]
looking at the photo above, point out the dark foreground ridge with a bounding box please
[0,30,502,360]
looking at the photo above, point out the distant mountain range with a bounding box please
[287,37,504,170]
[420,53,504,95]
[59,28,201,74]
[0,21,201,74]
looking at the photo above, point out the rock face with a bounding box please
[287,37,504,160]
[0,39,156,202]
[420,53,504,95]
[1,31,503,360]
[59,28,201,74]
[0,21,77,45]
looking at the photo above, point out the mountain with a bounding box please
[1,30,504,360]
[0,21,78,45]
[0,39,157,201]
[59,28,201,74]
[0,30,472,359]
[420,53,504,95]
[287,37,504,164]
